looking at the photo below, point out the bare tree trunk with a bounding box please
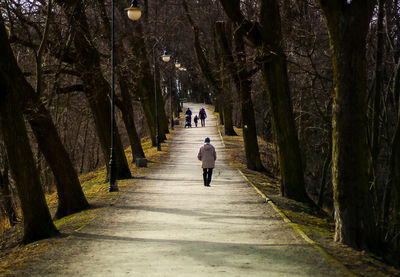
[117,75,146,161]
[57,0,131,179]
[0,160,17,226]
[215,21,265,171]
[96,0,146,161]
[25,101,90,219]
[0,21,58,242]
[219,0,309,202]
[371,0,385,180]
[319,0,377,250]
[220,58,237,136]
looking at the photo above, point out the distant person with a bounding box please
[197,137,216,187]
[199,107,207,127]
[194,115,199,127]
[185,114,192,128]
[185,107,192,117]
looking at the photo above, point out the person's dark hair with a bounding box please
[205,137,210,143]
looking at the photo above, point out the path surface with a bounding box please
[24,103,344,276]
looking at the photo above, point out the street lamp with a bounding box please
[125,0,142,21]
[109,0,141,192]
[175,61,181,118]
[161,50,174,130]
[152,43,167,151]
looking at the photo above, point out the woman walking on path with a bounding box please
[199,107,207,127]
[197,137,216,187]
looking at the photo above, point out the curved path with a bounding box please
[24,103,344,276]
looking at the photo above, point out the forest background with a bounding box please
[0,0,400,269]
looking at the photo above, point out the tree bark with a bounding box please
[215,21,265,171]
[57,0,131,179]
[117,75,146,162]
[220,57,237,136]
[25,101,90,219]
[182,0,224,117]
[0,21,58,243]
[0,160,17,226]
[219,0,309,202]
[319,0,377,250]
[371,0,385,179]
[126,22,157,146]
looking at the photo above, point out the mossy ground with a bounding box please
[218,123,400,277]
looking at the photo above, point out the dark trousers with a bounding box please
[200,118,205,127]
[203,168,213,186]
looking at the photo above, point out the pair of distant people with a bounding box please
[185,107,207,128]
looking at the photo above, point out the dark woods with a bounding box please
[0,0,399,266]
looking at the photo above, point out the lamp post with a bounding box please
[152,44,170,151]
[109,0,141,192]
[161,50,174,130]
[175,61,181,118]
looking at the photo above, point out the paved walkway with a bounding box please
[24,103,344,276]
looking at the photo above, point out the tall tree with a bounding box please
[182,0,236,135]
[97,0,146,161]
[371,0,385,180]
[219,0,309,201]
[56,0,131,179]
[318,0,377,250]
[0,19,58,243]
[215,21,265,171]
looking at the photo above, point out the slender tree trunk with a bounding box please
[389,113,400,251]
[155,64,169,141]
[128,23,157,146]
[220,60,237,136]
[182,0,224,124]
[371,0,385,179]
[318,131,332,208]
[319,0,377,250]
[97,1,146,161]
[117,74,146,161]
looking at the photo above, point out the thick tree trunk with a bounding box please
[259,0,308,201]
[0,161,17,226]
[260,56,307,200]
[0,21,58,242]
[25,101,90,219]
[1,0,90,221]
[215,21,265,171]
[219,0,308,201]
[0,99,58,243]
[319,0,377,250]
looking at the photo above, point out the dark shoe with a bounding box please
[205,184,210,187]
